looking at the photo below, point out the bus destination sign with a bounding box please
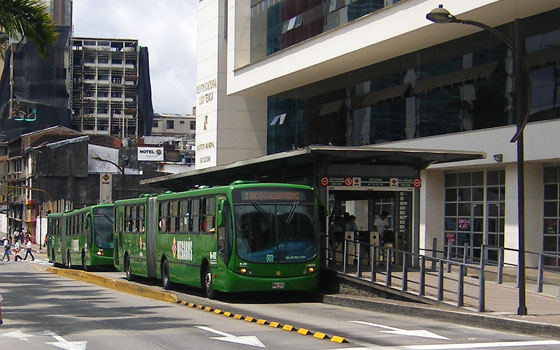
[233,188,312,203]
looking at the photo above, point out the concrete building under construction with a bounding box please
[70,37,146,138]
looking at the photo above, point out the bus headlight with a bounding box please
[238,267,252,275]
[304,267,315,274]
[96,250,104,256]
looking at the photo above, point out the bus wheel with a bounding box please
[203,265,216,299]
[125,255,134,281]
[66,251,72,269]
[82,251,89,271]
[161,259,171,290]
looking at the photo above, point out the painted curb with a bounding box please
[46,267,349,343]
[46,267,178,303]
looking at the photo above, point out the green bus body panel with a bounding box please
[113,183,321,294]
[47,203,114,268]
[113,196,155,278]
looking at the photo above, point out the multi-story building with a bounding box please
[71,37,142,137]
[147,113,196,173]
[192,0,560,267]
[151,113,196,138]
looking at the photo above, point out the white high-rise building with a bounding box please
[195,0,560,267]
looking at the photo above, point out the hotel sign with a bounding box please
[138,147,164,161]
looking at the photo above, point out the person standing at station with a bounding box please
[23,238,35,261]
[344,215,358,232]
[374,211,390,243]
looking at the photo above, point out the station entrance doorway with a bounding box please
[326,185,415,260]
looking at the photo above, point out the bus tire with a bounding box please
[203,265,216,299]
[161,259,171,290]
[125,255,134,281]
[82,251,89,271]
[66,251,72,269]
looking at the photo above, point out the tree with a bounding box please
[0,0,57,57]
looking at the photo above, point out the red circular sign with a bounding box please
[320,177,329,186]
[344,177,353,186]
[413,178,421,188]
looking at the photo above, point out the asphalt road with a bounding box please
[2,259,560,350]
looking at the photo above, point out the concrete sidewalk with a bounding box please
[329,266,560,339]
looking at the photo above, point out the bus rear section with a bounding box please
[113,196,157,281]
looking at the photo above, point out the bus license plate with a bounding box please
[272,282,285,289]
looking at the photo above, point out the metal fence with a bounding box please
[321,234,560,312]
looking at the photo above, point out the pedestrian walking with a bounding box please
[1,237,11,262]
[23,238,34,261]
[13,241,23,261]
[13,229,20,245]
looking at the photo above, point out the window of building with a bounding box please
[98,57,109,64]
[167,120,175,129]
[544,166,560,266]
[190,121,195,130]
[444,171,504,261]
[153,120,159,128]
[250,0,394,62]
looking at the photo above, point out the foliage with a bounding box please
[0,0,57,57]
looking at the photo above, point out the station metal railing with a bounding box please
[321,234,560,312]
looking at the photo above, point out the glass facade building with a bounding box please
[250,0,401,62]
[265,9,560,155]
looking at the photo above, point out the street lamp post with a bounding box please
[93,156,126,200]
[426,5,531,316]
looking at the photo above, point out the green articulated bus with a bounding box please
[47,203,114,270]
[114,182,321,298]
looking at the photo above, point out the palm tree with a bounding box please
[0,0,57,57]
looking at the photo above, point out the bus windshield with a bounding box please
[93,211,114,249]
[234,202,317,263]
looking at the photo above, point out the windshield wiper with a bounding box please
[286,201,299,224]
[252,201,270,222]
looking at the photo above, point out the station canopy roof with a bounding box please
[140,145,485,191]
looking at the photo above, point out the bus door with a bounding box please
[85,213,93,251]
[217,198,233,270]
[61,216,68,266]
[146,197,157,278]
[115,207,123,266]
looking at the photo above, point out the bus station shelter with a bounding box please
[140,145,485,259]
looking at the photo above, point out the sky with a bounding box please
[72,0,197,115]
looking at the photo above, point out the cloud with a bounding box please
[72,0,197,114]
